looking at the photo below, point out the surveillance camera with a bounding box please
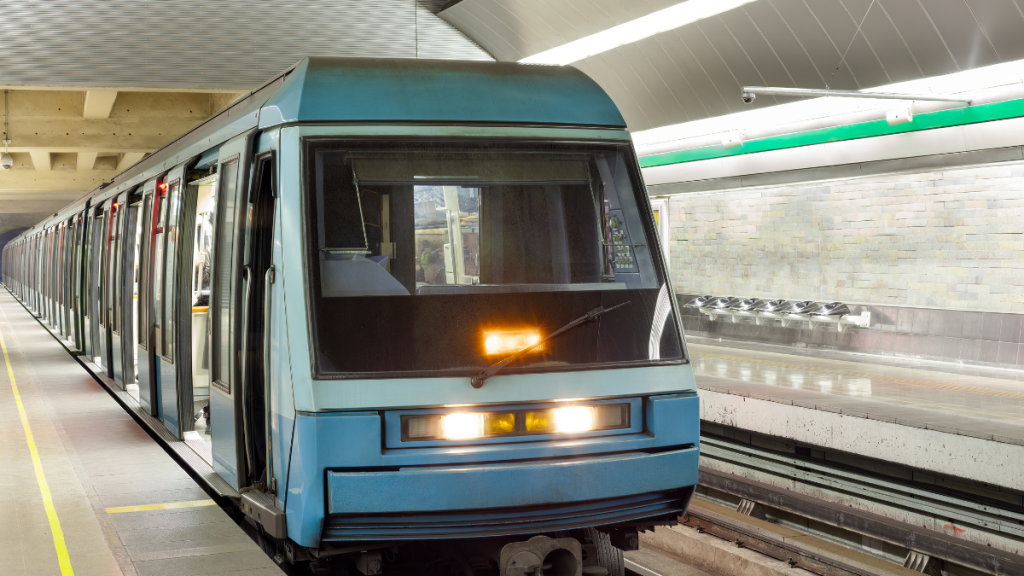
[0,153,12,170]
[740,92,756,104]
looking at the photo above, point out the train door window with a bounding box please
[93,211,108,366]
[139,194,154,352]
[211,158,240,389]
[58,227,65,331]
[162,180,181,361]
[153,189,168,356]
[131,200,144,390]
[110,201,122,334]
[101,208,112,329]
[189,174,217,438]
[82,218,92,354]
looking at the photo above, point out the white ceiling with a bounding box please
[0,0,490,91]
[442,0,1024,132]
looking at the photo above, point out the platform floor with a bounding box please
[0,291,283,576]
[688,336,1024,444]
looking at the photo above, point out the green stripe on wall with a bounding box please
[638,98,1024,169]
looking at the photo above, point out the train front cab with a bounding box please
[256,60,701,574]
[1,59,700,576]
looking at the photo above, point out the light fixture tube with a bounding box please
[520,0,757,66]
[742,86,970,104]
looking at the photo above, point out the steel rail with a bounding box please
[698,435,1024,575]
[701,437,1024,538]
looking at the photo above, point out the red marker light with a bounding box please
[158,181,168,192]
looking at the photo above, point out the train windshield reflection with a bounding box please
[304,141,683,376]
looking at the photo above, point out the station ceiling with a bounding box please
[3,0,1023,241]
[0,0,487,238]
[441,0,1024,132]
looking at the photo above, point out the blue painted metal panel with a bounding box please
[329,448,697,514]
[285,411,382,547]
[111,331,123,387]
[647,393,701,448]
[278,127,316,413]
[159,358,178,436]
[210,387,239,488]
[283,394,698,547]
[260,57,626,129]
[138,348,154,414]
[310,363,696,411]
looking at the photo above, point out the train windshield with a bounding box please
[304,140,683,377]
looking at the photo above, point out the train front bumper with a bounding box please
[284,392,699,547]
[323,447,697,540]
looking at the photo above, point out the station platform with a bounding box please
[0,290,283,576]
[689,335,1024,495]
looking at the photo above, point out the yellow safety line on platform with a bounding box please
[105,499,217,514]
[0,326,75,576]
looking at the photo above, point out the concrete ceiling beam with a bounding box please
[0,164,119,192]
[0,88,241,201]
[82,90,119,119]
[116,152,146,172]
[77,151,98,171]
[5,118,204,151]
[29,151,51,171]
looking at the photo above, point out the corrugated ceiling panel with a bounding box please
[443,0,1024,132]
[0,0,491,90]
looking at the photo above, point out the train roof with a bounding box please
[11,57,625,241]
[260,57,626,128]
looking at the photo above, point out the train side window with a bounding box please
[83,221,92,320]
[138,195,153,350]
[162,180,181,361]
[110,203,121,333]
[212,159,240,388]
[153,193,167,354]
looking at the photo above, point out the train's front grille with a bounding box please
[322,488,691,541]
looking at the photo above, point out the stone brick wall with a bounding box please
[667,163,1024,313]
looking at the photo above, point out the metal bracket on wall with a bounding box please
[699,308,871,332]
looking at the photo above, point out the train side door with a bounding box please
[98,199,115,377]
[87,208,103,364]
[208,134,252,488]
[138,180,159,415]
[239,148,277,491]
[154,167,186,437]
[111,192,128,388]
[73,211,86,353]
[121,195,142,391]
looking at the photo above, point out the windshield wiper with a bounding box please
[470,301,631,389]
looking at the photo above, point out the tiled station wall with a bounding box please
[676,295,1024,368]
[665,161,1024,368]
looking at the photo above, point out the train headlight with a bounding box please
[525,404,628,434]
[443,413,484,440]
[402,403,628,441]
[405,412,518,441]
[483,330,542,355]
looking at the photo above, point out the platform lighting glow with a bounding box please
[553,406,595,433]
[633,58,1024,154]
[443,413,484,440]
[519,0,758,66]
[484,330,542,356]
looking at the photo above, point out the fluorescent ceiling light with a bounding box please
[519,0,758,66]
[632,58,1024,152]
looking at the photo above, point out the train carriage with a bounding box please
[2,58,699,576]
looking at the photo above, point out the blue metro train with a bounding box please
[2,58,699,576]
